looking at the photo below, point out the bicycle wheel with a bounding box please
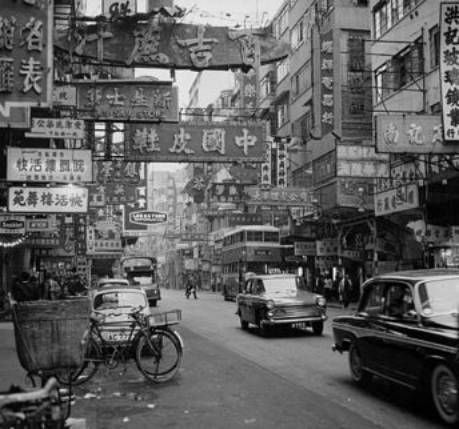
[68,336,101,386]
[135,328,182,383]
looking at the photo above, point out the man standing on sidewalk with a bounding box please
[339,274,352,309]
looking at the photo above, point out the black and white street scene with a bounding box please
[0,0,458,428]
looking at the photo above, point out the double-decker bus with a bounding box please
[221,225,283,301]
[120,256,161,307]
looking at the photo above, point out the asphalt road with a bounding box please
[0,290,447,428]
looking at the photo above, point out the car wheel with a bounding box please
[431,364,459,425]
[349,342,371,386]
[311,321,323,336]
[240,317,249,330]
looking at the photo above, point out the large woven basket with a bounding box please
[13,298,90,373]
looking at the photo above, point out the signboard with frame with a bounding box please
[125,121,268,163]
[376,114,455,153]
[0,214,25,234]
[374,183,419,216]
[75,80,179,122]
[7,148,92,183]
[8,186,88,213]
[26,117,85,139]
[0,1,53,126]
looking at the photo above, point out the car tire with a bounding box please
[430,363,459,425]
[240,317,249,330]
[311,321,324,336]
[349,342,371,386]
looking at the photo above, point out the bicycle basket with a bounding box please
[148,309,181,327]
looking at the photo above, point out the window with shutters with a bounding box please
[392,37,423,90]
[291,17,304,50]
[429,25,440,70]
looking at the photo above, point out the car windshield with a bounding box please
[263,277,311,294]
[418,278,459,316]
[99,282,127,288]
[93,291,146,311]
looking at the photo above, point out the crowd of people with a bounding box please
[313,272,359,308]
[11,269,87,303]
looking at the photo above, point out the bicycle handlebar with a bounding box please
[92,306,144,322]
[0,377,58,408]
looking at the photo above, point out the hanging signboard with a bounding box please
[374,183,419,216]
[0,214,25,234]
[276,139,288,187]
[25,215,57,232]
[180,232,208,242]
[26,233,60,248]
[294,241,316,256]
[125,121,267,163]
[320,31,334,135]
[245,186,315,208]
[228,213,263,226]
[86,221,123,255]
[0,1,53,127]
[7,147,92,183]
[8,186,88,213]
[440,2,459,142]
[75,80,179,122]
[376,114,455,153]
[88,183,139,206]
[25,118,85,139]
[129,210,167,225]
[102,0,137,18]
[208,183,246,203]
[316,239,339,256]
[55,21,290,70]
[122,203,148,235]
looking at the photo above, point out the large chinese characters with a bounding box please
[125,122,267,163]
[440,3,459,141]
[0,1,52,112]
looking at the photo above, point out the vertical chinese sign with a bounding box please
[320,31,334,136]
[0,0,52,126]
[260,137,272,186]
[440,2,459,142]
[276,138,288,187]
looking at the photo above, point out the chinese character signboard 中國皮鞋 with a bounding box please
[8,186,88,213]
[0,0,52,127]
[125,121,267,163]
[75,80,179,122]
[7,148,92,183]
[54,20,290,70]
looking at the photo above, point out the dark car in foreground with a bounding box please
[236,274,327,336]
[332,269,459,425]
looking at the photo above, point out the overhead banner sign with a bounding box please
[180,232,208,242]
[75,80,178,122]
[125,121,267,163]
[26,117,85,139]
[8,186,88,213]
[374,184,419,216]
[376,114,455,153]
[0,214,25,234]
[0,1,53,125]
[55,21,290,70]
[337,145,389,178]
[7,148,92,183]
[440,2,459,142]
[129,210,167,225]
[246,186,315,208]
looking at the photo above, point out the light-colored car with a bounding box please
[96,277,160,307]
[236,274,327,336]
[91,286,150,343]
[96,278,130,289]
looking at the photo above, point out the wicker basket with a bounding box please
[12,298,90,373]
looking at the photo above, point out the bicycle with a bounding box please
[69,307,183,385]
[0,377,68,429]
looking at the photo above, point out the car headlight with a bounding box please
[266,300,275,309]
[316,296,327,307]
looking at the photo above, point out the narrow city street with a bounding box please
[0,290,446,429]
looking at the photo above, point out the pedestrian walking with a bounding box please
[324,275,333,301]
[339,274,352,309]
[42,272,63,300]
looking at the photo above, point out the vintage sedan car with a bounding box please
[91,286,150,343]
[236,274,327,335]
[332,269,459,425]
[96,277,160,307]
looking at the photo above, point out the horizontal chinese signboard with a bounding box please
[0,1,53,120]
[294,241,316,256]
[125,121,267,163]
[25,215,57,232]
[245,186,315,207]
[129,210,167,225]
[86,221,122,255]
[8,186,88,213]
[26,233,60,248]
[0,214,25,234]
[316,239,339,256]
[26,117,85,139]
[55,22,289,70]
[374,184,419,217]
[180,232,208,242]
[228,213,263,226]
[376,114,455,153]
[75,80,178,122]
[7,148,92,183]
